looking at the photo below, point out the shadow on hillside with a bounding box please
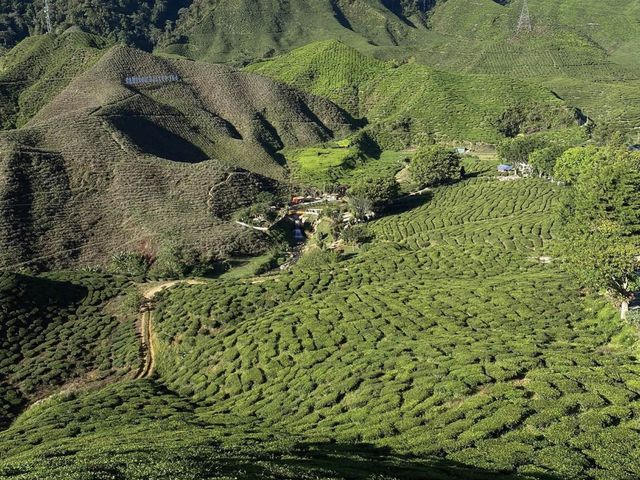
[3,273,88,309]
[257,441,562,480]
[110,117,209,163]
[384,191,433,216]
[194,440,563,480]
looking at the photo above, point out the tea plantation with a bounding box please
[0,271,139,427]
[146,177,640,480]
[2,171,637,479]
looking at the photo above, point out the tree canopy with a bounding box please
[556,147,640,318]
[496,136,550,164]
[0,0,190,52]
[348,176,399,217]
[528,145,566,177]
[409,146,461,188]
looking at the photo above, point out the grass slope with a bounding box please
[0,29,109,129]
[3,169,638,478]
[247,41,579,143]
[284,141,409,188]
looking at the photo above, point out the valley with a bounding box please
[1,1,639,479]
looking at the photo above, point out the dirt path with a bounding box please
[134,280,206,380]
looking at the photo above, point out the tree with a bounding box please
[409,146,461,188]
[528,145,566,177]
[497,136,549,164]
[589,119,628,147]
[347,176,399,216]
[348,195,374,222]
[554,146,601,184]
[340,225,373,246]
[557,147,640,319]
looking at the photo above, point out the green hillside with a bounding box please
[189,0,640,134]
[417,0,640,136]
[2,169,639,478]
[0,29,109,129]
[1,2,640,478]
[158,0,430,64]
[0,41,357,271]
[0,271,138,427]
[247,41,583,144]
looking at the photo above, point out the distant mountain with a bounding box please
[0,0,436,56]
[159,0,433,64]
[247,41,583,145]
[0,40,356,270]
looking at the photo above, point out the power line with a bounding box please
[517,0,532,33]
[43,0,53,34]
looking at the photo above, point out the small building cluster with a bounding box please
[124,74,180,86]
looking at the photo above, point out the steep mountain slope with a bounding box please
[159,0,432,63]
[0,29,109,129]
[0,43,356,270]
[247,41,583,144]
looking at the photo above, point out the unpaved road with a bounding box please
[134,280,206,379]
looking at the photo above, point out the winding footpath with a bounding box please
[134,280,205,380]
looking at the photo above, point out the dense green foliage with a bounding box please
[0,382,559,480]
[348,176,400,213]
[0,271,138,427]
[555,147,640,317]
[0,0,189,52]
[528,146,566,178]
[1,167,639,478]
[410,146,462,188]
[139,175,639,479]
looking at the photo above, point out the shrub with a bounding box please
[296,249,339,270]
[108,252,150,278]
[340,225,373,246]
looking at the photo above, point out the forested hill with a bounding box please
[0,0,190,53]
[0,0,437,56]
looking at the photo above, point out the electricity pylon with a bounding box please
[517,0,532,33]
[43,0,53,34]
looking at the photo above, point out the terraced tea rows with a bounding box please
[144,177,640,479]
[0,271,139,427]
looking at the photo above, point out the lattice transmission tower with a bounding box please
[43,0,53,34]
[516,0,532,33]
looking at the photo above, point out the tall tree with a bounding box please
[555,147,640,319]
[410,146,461,188]
[348,176,399,219]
